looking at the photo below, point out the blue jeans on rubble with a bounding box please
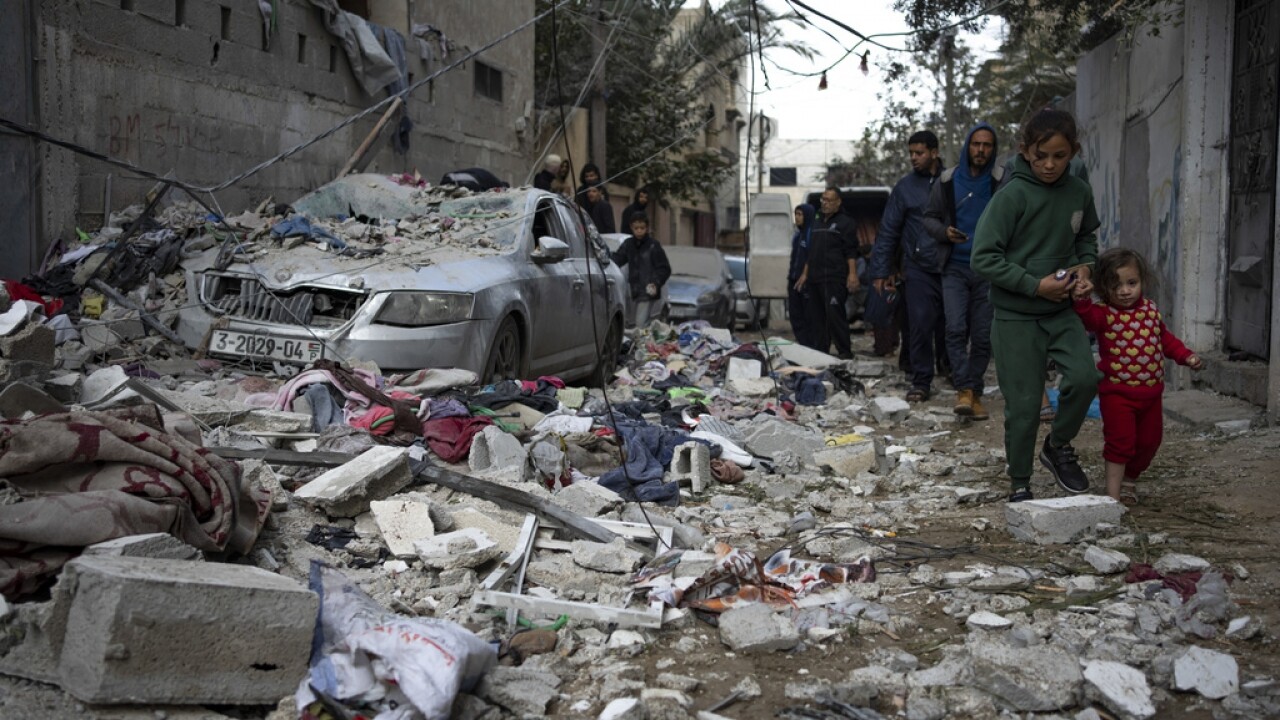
[942,262,993,394]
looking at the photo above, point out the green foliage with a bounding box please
[534,0,810,203]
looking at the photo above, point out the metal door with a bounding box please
[1226,0,1280,358]
[0,0,37,279]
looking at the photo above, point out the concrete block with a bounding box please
[669,442,712,493]
[718,603,799,652]
[1084,546,1131,574]
[451,506,523,554]
[83,533,202,561]
[468,425,528,478]
[726,357,762,380]
[1083,660,1157,720]
[47,555,316,705]
[571,538,645,574]
[1173,646,1238,699]
[812,440,877,478]
[294,445,412,517]
[740,415,825,458]
[1153,552,1210,574]
[476,665,561,716]
[869,396,911,424]
[414,528,502,570]
[1163,389,1261,430]
[1005,496,1127,545]
[0,321,55,365]
[850,359,888,377]
[552,480,621,517]
[775,341,844,369]
[235,409,314,434]
[369,498,436,558]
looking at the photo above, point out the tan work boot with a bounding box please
[954,388,974,417]
[970,393,990,421]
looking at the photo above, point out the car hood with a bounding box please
[667,276,721,305]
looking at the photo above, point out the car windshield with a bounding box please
[666,247,725,280]
[438,195,522,248]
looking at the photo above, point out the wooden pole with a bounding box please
[337,96,405,179]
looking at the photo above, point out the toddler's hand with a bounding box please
[1187,354,1203,370]
[1072,276,1094,299]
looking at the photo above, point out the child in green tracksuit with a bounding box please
[972,109,1103,502]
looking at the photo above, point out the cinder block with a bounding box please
[670,442,712,493]
[0,322,55,365]
[48,555,317,705]
[1005,496,1126,545]
[83,533,203,561]
[294,445,412,517]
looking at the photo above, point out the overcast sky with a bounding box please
[733,0,1006,140]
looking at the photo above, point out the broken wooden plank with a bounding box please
[472,590,664,629]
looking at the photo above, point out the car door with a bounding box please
[553,200,601,369]
[527,199,581,375]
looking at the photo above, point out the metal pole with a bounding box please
[590,0,608,176]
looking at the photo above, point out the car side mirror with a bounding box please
[533,236,569,263]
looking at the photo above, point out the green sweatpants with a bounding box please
[991,309,1101,486]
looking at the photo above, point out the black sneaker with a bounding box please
[1008,487,1034,502]
[1040,436,1089,493]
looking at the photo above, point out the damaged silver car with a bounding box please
[175,175,627,383]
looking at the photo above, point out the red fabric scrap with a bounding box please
[3,280,63,317]
[422,416,492,464]
[1124,563,1232,602]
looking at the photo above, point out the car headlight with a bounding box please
[697,291,721,306]
[374,292,474,327]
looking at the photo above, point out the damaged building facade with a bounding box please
[1074,0,1280,420]
[1,0,536,278]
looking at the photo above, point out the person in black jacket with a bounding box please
[621,186,654,231]
[584,185,616,234]
[576,162,608,208]
[610,212,671,328]
[795,187,860,358]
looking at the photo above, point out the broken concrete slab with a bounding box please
[966,611,1013,631]
[1005,496,1126,545]
[726,357,762,380]
[718,603,799,652]
[475,665,561,716]
[726,376,776,397]
[47,555,316,705]
[293,445,412,517]
[468,425,529,478]
[369,498,436,558]
[812,440,877,478]
[740,415,825,459]
[235,409,314,434]
[774,341,844,369]
[451,506,524,554]
[571,538,645,574]
[0,381,65,419]
[669,442,712,493]
[83,533,202,561]
[1083,659,1157,720]
[415,528,502,570]
[1084,546,1131,575]
[1173,645,1238,699]
[1153,552,1211,574]
[967,641,1083,712]
[551,480,620,518]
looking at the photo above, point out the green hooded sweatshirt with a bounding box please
[971,154,1100,320]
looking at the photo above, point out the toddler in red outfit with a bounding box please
[1073,248,1202,505]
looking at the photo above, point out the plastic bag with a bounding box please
[297,562,497,719]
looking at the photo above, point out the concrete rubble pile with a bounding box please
[0,192,1274,720]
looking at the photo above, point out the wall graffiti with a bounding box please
[108,111,222,163]
[1152,144,1182,294]
[1081,124,1121,249]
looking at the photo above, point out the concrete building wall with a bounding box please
[30,0,535,263]
[744,136,855,211]
[1076,0,1279,420]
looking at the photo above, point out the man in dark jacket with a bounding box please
[621,187,654,232]
[924,122,1006,420]
[870,130,944,401]
[610,212,671,327]
[795,187,860,358]
[584,185,616,234]
[788,203,816,348]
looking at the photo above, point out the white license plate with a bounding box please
[210,330,325,363]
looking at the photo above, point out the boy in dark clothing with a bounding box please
[621,187,654,232]
[795,187,860,358]
[584,185,616,234]
[788,204,816,348]
[611,213,671,328]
